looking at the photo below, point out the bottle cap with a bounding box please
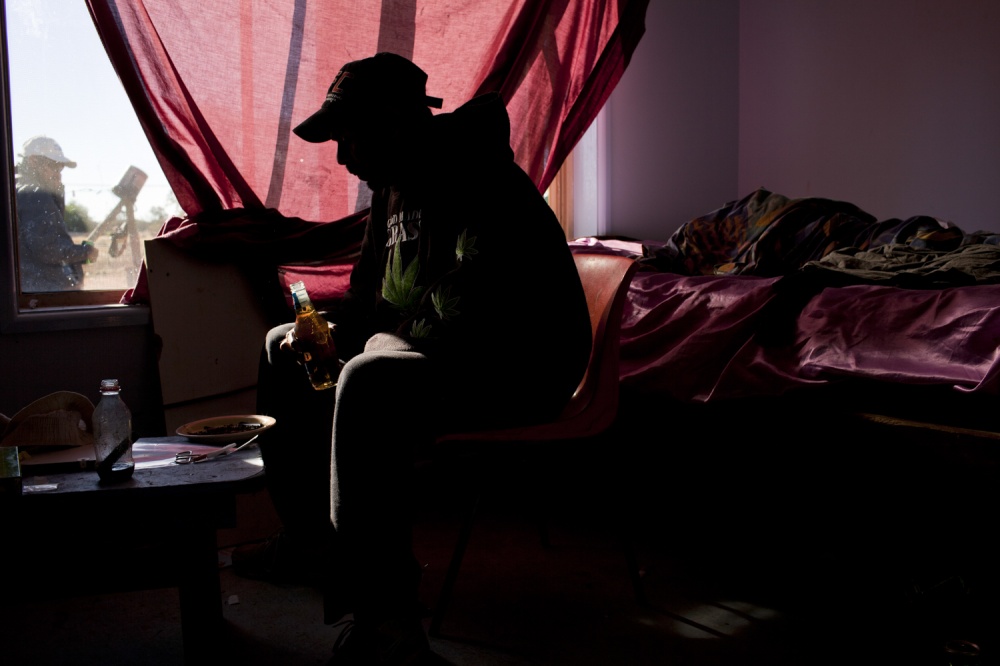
[290,281,312,311]
[100,378,120,392]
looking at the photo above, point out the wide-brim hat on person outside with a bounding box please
[20,135,77,168]
[293,52,443,143]
[0,391,94,453]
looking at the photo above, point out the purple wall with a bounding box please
[602,0,1000,240]
[602,0,739,241]
[739,0,1000,232]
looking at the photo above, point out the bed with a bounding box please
[568,188,1000,429]
[564,190,1000,619]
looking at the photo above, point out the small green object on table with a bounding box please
[0,446,21,497]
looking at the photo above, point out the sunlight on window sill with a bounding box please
[2,299,150,334]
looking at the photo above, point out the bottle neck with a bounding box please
[292,291,315,315]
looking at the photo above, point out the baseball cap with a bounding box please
[21,135,77,168]
[293,52,443,143]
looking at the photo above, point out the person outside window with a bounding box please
[15,136,99,292]
[243,52,593,664]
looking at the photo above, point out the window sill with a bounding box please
[0,301,151,334]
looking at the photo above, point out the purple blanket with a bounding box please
[570,237,1000,403]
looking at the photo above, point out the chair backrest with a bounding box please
[437,251,638,443]
[558,252,640,434]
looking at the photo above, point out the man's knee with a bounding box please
[337,349,428,396]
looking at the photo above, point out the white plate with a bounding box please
[176,414,276,444]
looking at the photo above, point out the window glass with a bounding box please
[5,0,180,306]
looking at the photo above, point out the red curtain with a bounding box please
[85,0,648,304]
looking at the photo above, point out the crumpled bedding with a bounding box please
[570,189,1000,407]
[802,242,1000,288]
[643,187,1000,284]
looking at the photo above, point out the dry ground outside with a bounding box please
[70,225,162,291]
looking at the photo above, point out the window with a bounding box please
[548,114,605,241]
[1,0,180,328]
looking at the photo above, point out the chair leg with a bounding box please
[429,492,481,637]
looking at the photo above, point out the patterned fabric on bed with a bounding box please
[803,242,1000,287]
[646,187,1000,283]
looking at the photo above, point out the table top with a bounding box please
[20,436,266,501]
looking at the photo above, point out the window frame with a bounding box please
[550,111,606,242]
[0,2,149,334]
[548,153,575,240]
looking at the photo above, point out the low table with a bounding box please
[5,437,266,664]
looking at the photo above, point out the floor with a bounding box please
[1,511,818,665]
[4,422,1000,665]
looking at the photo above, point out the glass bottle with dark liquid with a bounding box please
[93,378,135,483]
[290,281,338,390]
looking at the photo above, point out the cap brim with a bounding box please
[29,155,77,168]
[293,107,341,143]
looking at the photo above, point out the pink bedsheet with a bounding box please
[570,238,1000,403]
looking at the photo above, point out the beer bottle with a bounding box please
[290,281,338,390]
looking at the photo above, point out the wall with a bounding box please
[0,320,166,437]
[602,0,1000,241]
[602,0,740,241]
[739,0,1000,231]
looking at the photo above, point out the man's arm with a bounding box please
[17,192,92,266]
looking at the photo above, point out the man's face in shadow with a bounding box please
[333,113,410,190]
[26,156,66,192]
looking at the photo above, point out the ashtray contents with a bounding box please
[191,422,262,436]
[176,415,277,444]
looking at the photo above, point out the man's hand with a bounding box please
[280,322,336,365]
[82,241,99,263]
[280,327,302,359]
